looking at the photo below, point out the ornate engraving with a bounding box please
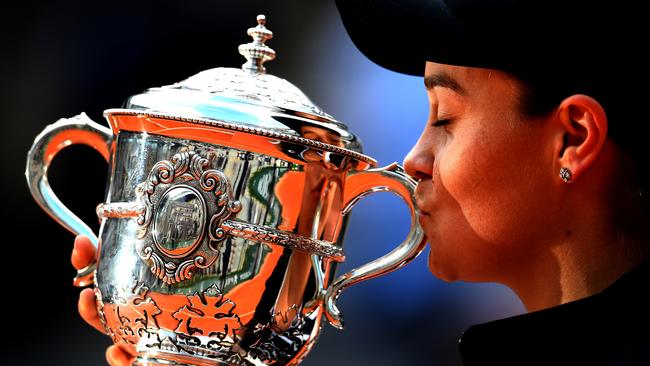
[135,151,242,284]
[98,279,255,364]
[96,202,144,219]
[221,220,345,262]
[98,280,162,347]
[96,205,347,262]
[172,284,243,341]
[247,306,310,364]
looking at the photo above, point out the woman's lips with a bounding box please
[416,199,431,216]
[418,207,430,216]
[414,180,433,217]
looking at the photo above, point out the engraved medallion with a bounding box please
[134,151,242,285]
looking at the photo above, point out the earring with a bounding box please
[559,167,572,183]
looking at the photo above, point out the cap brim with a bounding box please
[336,0,469,76]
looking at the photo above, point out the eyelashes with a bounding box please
[432,119,450,127]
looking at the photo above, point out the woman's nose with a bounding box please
[403,139,433,182]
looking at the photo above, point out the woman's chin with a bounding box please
[427,249,460,282]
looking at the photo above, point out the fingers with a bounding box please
[71,235,96,270]
[73,236,132,366]
[73,236,134,366]
[78,288,105,334]
[106,345,135,366]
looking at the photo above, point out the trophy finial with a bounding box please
[238,14,276,74]
[256,14,266,26]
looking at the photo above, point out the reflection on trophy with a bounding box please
[26,15,425,366]
[157,190,203,251]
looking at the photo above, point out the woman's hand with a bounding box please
[71,235,135,366]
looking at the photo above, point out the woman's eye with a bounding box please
[432,119,450,127]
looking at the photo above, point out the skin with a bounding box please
[405,62,641,311]
[73,61,644,364]
[72,236,134,366]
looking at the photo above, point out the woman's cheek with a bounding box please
[438,140,501,241]
[437,138,480,209]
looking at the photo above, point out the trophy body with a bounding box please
[26,16,425,366]
[94,121,354,365]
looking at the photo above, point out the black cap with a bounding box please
[335,0,648,153]
[335,0,643,78]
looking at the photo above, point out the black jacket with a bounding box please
[459,260,650,365]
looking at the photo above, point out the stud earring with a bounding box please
[559,167,572,183]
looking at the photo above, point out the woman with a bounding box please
[73,0,650,364]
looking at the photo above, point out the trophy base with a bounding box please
[134,350,233,366]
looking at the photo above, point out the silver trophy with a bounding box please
[26,15,426,366]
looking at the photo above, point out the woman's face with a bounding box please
[404,62,561,283]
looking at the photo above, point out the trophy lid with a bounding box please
[110,15,371,163]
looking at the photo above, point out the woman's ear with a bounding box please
[554,94,608,183]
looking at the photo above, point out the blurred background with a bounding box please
[2,0,524,364]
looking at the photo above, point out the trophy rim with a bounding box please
[104,108,378,166]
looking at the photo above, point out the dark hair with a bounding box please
[514,72,650,250]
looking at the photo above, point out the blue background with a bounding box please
[1,1,524,364]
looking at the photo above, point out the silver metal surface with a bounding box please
[97,203,346,262]
[25,14,426,366]
[323,163,427,329]
[120,15,365,156]
[132,151,243,285]
[103,109,375,166]
[96,201,144,219]
[239,14,276,75]
[25,113,112,286]
[220,220,345,261]
[90,130,345,365]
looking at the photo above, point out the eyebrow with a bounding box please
[424,73,466,95]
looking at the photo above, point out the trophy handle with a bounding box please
[323,162,426,329]
[25,113,113,287]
